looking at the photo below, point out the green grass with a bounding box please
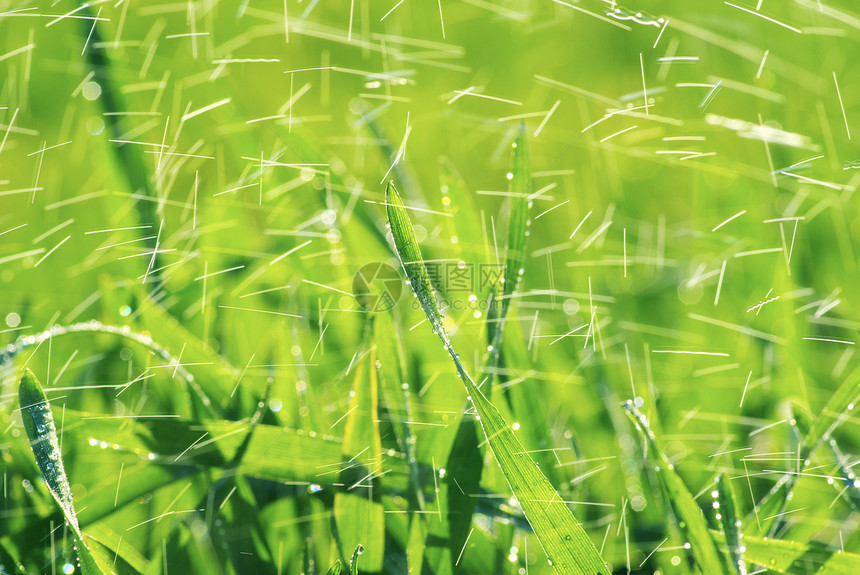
[2,1,860,573]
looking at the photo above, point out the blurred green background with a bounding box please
[1,0,860,573]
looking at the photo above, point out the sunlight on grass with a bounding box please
[1,1,860,573]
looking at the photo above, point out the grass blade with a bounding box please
[744,368,860,536]
[326,559,344,575]
[498,122,532,325]
[334,347,384,571]
[622,401,724,575]
[18,369,101,574]
[386,180,610,575]
[715,473,746,575]
[710,531,860,575]
[445,124,532,567]
[351,544,364,575]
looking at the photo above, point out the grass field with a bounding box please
[2,1,860,573]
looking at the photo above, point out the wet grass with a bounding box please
[2,1,860,574]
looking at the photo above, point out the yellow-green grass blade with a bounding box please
[334,348,384,572]
[386,180,610,575]
[326,559,344,575]
[18,370,101,574]
[623,401,725,575]
[711,531,860,575]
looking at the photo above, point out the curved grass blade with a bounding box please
[386,180,610,575]
[86,523,151,573]
[622,401,724,575]
[326,559,344,575]
[3,319,217,419]
[715,473,746,575]
[710,531,860,575]
[827,437,860,511]
[351,544,364,575]
[18,369,101,574]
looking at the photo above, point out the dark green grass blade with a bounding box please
[715,473,746,575]
[18,370,101,574]
[79,7,161,279]
[386,181,610,575]
[623,401,724,575]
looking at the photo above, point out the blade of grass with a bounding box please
[18,369,101,575]
[622,401,725,574]
[438,156,487,262]
[351,544,364,575]
[386,180,610,575]
[497,122,532,330]
[79,7,162,282]
[0,538,26,574]
[86,523,151,573]
[827,438,860,511]
[374,313,425,511]
[711,531,860,575]
[333,347,384,571]
[445,123,534,567]
[715,473,746,575]
[744,367,860,535]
